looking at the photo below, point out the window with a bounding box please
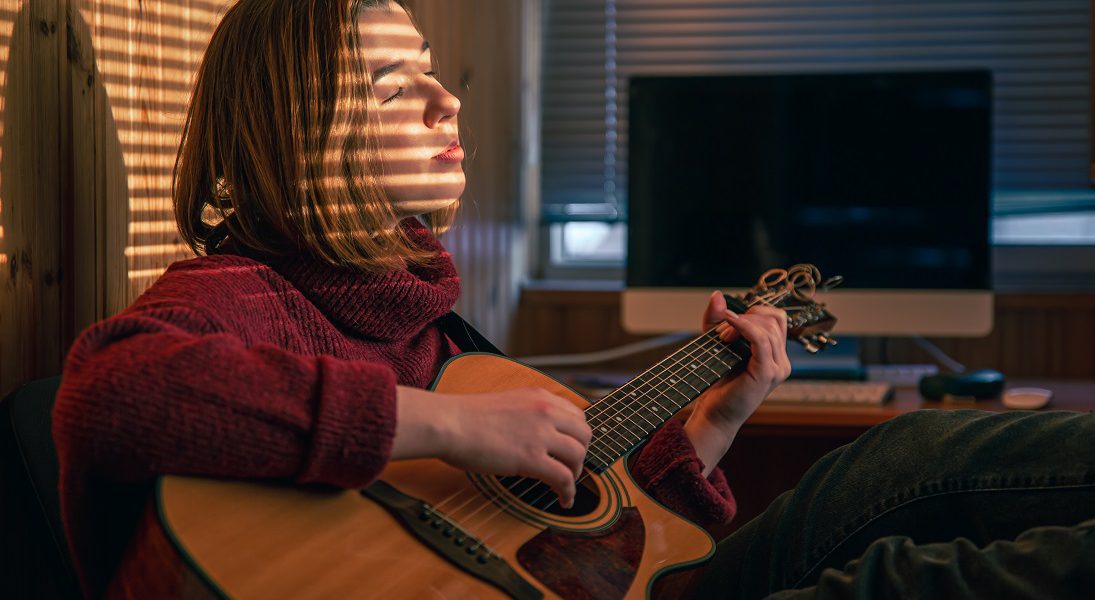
[539,0,1095,280]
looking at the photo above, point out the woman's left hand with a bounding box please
[684,291,792,475]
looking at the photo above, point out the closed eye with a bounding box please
[381,71,439,104]
[382,87,405,104]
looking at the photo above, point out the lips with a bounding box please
[433,141,464,162]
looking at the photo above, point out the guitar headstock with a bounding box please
[726,264,841,354]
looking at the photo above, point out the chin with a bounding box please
[392,197,460,218]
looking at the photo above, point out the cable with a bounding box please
[910,335,966,373]
[514,332,695,367]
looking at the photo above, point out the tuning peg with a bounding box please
[797,335,821,354]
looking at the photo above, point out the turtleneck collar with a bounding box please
[266,218,461,341]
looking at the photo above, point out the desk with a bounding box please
[721,378,1095,536]
[746,378,1095,428]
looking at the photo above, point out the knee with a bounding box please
[831,410,985,482]
[860,409,976,449]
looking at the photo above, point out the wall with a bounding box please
[407,0,529,348]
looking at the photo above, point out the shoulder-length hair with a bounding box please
[173,0,457,271]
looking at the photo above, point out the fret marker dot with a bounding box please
[599,427,608,433]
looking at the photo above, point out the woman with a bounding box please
[55,1,789,596]
[56,1,1095,598]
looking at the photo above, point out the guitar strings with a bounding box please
[423,296,762,521]
[429,271,804,519]
[428,327,734,532]
[580,284,798,450]
[487,285,799,519]
[464,280,804,536]
[503,323,756,519]
[446,286,795,533]
[428,272,816,549]
[454,330,740,547]
[475,285,802,525]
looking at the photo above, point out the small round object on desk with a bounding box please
[1002,387,1053,410]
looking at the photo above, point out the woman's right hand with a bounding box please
[393,386,593,508]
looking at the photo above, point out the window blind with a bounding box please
[541,0,1093,222]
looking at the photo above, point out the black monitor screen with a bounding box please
[626,70,992,290]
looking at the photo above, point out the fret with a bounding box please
[628,400,664,429]
[590,430,631,457]
[589,435,635,465]
[582,329,747,468]
[665,371,701,394]
[714,345,743,369]
[683,365,718,389]
[648,382,690,411]
[596,403,648,440]
[591,383,646,420]
[704,353,731,377]
[585,441,617,465]
[592,404,647,442]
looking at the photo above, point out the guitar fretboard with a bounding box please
[582,329,748,472]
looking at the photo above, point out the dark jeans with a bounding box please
[687,409,1095,599]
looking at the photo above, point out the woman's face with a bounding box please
[358,4,464,217]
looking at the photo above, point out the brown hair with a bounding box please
[173,0,458,271]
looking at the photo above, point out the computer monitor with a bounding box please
[623,70,994,337]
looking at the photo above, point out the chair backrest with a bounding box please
[1,377,80,598]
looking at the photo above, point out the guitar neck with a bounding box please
[582,329,750,472]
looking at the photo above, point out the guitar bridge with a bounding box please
[362,480,543,600]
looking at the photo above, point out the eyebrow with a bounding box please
[372,40,431,83]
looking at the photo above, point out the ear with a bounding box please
[702,290,728,330]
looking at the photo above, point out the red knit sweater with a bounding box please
[54,218,736,597]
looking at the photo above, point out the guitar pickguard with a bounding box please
[516,507,645,600]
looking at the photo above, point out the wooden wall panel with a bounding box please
[0,0,233,397]
[513,289,1095,379]
[0,0,65,397]
[871,294,1095,378]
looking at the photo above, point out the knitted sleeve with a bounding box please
[630,419,737,530]
[54,302,398,490]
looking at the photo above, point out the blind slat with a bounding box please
[542,0,1092,219]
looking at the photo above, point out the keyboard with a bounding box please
[765,380,894,406]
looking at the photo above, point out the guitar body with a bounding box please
[109,353,715,599]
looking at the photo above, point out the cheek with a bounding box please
[373,119,429,174]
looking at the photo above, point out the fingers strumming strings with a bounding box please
[448,265,828,549]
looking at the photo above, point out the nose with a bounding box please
[424,80,460,128]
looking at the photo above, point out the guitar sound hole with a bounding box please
[496,474,601,517]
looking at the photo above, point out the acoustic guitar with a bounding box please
[109,265,840,599]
